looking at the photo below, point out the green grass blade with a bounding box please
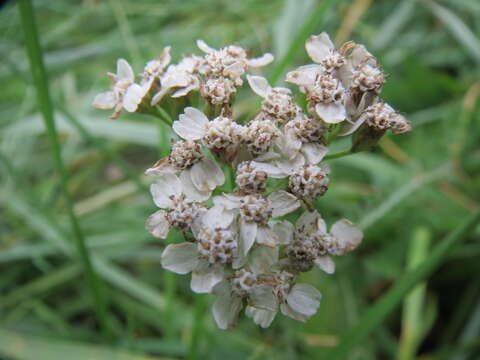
[0,328,170,360]
[326,210,480,360]
[423,0,480,64]
[269,0,338,85]
[18,0,110,334]
[398,227,431,360]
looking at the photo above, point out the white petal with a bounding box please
[180,169,211,202]
[275,153,305,175]
[245,306,276,328]
[255,226,277,247]
[250,161,285,178]
[150,87,169,105]
[249,245,279,274]
[249,285,277,311]
[150,174,182,208]
[247,53,274,67]
[301,143,328,164]
[285,64,322,87]
[286,283,321,317]
[161,242,198,274]
[269,220,294,245]
[350,45,376,68]
[116,58,134,82]
[315,102,347,124]
[196,39,215,53]
[123,83,146,112]
[280,303,308,322]
[173,107,208,140]
[268,191,300,218]
[314,256,335,274]
[240,221,258,256]
[247,75,270,98]
[224,61,245,78]
[330,219,363,253]
[92,91,116,110]
[144,158,176,176]
[296,210,322,234]
[146,210,170,239]
[202,205,234,229]
[190,158,225,192]
[305,32,335,63]
[212,282,243,329]
[191,264,224,293]
[213,194,241,210]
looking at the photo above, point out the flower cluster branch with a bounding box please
[93,33,411,329]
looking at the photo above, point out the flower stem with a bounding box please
[18,0,111,337]
[324,149,354,161]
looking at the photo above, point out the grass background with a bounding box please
[1,0,480,359]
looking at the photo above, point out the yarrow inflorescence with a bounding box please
[93,32,412,329]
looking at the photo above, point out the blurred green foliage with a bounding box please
[1,0,479,359]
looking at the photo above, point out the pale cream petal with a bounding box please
[314,256,335,274]
[296,210,321,234]
[249,245,279,274]
[275,153,305,175]
[250,161,285,178]
[123,83,146,112]
[240,220,258,256]
[285,64,322,87]
[249,285,277,311]
[191,264,224,293]
[268,190,300,218]
[269,220,294,245]
[286,283,321,317]
[245,306,277,328]
[92,91,116,110]
[146,210,170,239]
[202,205,234,229]
[280,303,308,322]
[305,32,335,63]
[173,107,208,140]
[190,158,225,192]
[150,87,169,106]
[180,169,211,202]
[315,102,347,124]
[255,226,277,247]
[116,58,134,82]
[212,194,242,210]
[212,281,243,329]
[224,61,245,78]
[144,159,176,176]
[247,53,274,67]
[150,173,182,208]
[161,242,198,274]
[301,143,328,164]
[196,39,215,53]
[247,75,270,98]
[330,219,363,253]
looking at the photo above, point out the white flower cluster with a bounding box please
[93,33,412,329]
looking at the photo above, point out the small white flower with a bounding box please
[283,210,363,274]
[279,112,329,163]
[247,75,298,125]
[197,40,273,83]
[151,56,201,105]
[243,118,281,157]
[173,107,243,154]
[305,32,346,72]
[235,161,268,194]
[146,173,208,239]
[341,102,411,136]
[92,59,145,119]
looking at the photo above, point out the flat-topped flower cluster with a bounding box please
[93,33,411,329]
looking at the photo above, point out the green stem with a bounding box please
[18,0,110,336]
[324,149,354,161]
[326,210,480,360]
